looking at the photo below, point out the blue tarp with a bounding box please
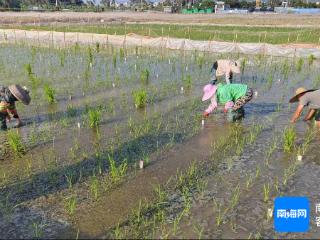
[275,7,320,14]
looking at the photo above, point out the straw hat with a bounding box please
[8,84,31,105]
[202,84,217,102]
[289,87,315,103]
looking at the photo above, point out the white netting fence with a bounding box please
[1,29,320,58]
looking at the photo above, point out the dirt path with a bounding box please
[1,11,320,27]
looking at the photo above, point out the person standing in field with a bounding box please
[210,59,241,85]
[289,87,320,127]
[0,85,31,131]
[202,82,253,122]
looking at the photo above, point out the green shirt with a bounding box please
[216,83,248,104]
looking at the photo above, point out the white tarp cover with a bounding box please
[1,29,320,58]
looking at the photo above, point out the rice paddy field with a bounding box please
[0,41,320,239]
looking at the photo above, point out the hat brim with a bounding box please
[202,89,217,101]
[289,89,317,103]
[8,85,31,105]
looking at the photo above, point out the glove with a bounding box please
[203,111,209,118]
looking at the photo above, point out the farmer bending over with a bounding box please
[0,85,31,131]
[202,82,253,121]
[290,87,320,127]
[210,59,241,85]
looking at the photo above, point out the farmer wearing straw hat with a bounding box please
[210,59,241,85]
[0,85,31,131]
[290,87,320,127]
[202,82,253,122]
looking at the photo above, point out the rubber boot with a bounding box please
[227,108,245,122]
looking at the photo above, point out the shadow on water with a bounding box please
[0,131,184,206]
[245,102,281,116]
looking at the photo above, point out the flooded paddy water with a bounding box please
[0,42,319,238]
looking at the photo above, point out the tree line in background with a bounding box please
[0,0,319,10]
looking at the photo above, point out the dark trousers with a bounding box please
[0,112,7,130]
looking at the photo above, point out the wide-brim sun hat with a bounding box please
[202,84,217,102]
[8,84,31,105]
[289,87,317,103]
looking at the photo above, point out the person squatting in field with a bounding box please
[202,82,253,122]
[209,59,241,85]
[0,85,31,131]
[290,87,320,127]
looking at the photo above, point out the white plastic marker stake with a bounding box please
[181,87,184,93]
[186,66,188,71]
[169,59,171,65]
[69,95,72,100]
[124,57,127,63]
[139,160,144,169]
[134,64,137,71]
[297,155,303,161]
[77,122,81,129]
[89,62,92,68]
[112,83,116,88]
[254,91,258,97]
[278,79,281,82]
[201,119,205,127]
[156,74,159,78]
[267,208,273,218]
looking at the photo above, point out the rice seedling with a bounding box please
[65,195,77,215]
[44,84,56,104]
[263,183,270,202]
[245,174,253,190]
[112,54,117,68]
[283,126,296,153]
[24,63,33,77]
[266,73,273,90]
[7,130,26,157]
[32,221,45,239]
[88,108,101,128]
[296,58,304,72]
[193,223,204,240]
[281,59,289,79]
[132,89,147,109]
[274,177,280,194]
[88,46,93,64]
[182,74,192,89]
[60,51,66,67]
[65,172,74,189]
[140,69,150,85]
[113,223,123,239]
[108,155,127,183]
[95,42,100,53]
[89,175,99,200]
[119,48,125,60]
[230,184,240,210]
[308,54,316,66]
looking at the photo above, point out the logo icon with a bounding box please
[274,196,310,232]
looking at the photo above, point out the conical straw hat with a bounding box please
[289,87,316,103]
[8,84,31,105]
